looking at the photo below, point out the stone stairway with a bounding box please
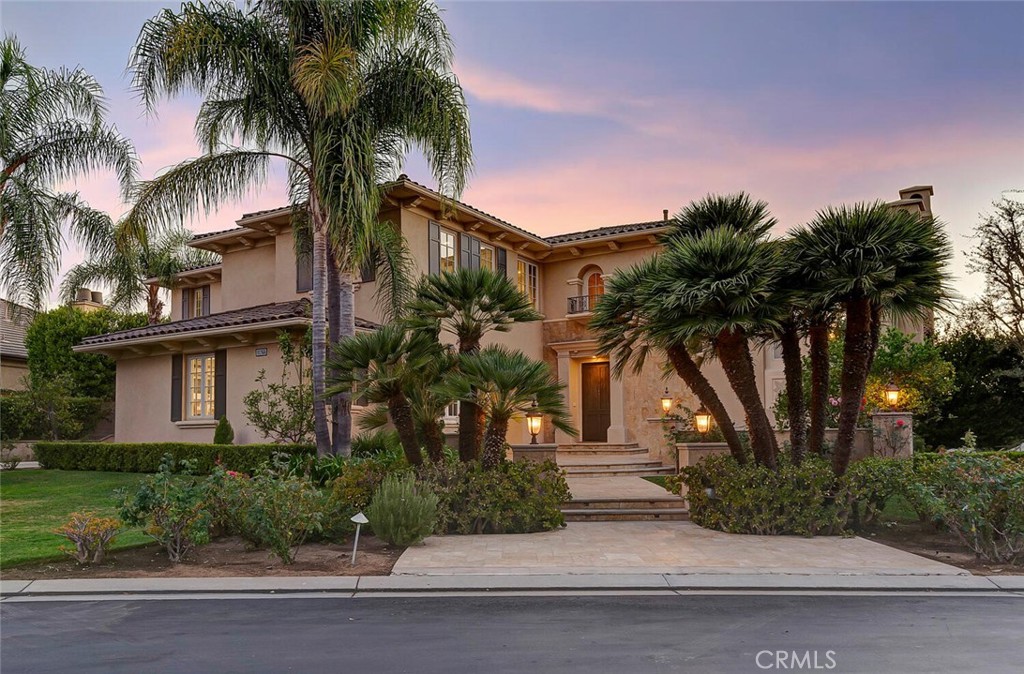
[556,443,675,478]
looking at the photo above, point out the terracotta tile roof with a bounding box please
[0,299,34,361]
[191,227,244,241]
[78,299,378,346]
[545,220,669,244]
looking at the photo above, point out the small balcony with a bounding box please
[567,294,601,316]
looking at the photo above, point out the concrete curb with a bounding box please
[3,573,1022,598]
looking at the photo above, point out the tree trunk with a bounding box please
[807,320,830,456]
[780,322,807,463]
[327,247,343,456]
[422,419,446,463]
[309,200,331,457]
[666,344,746,464]
[326,248,354,457]
[715,329,779,467]
[457,338,482,462]
[833,297,874,476]
[866,302,882,373]
[147,284,163,325]
[388,392,422,466]
[481,417,509,469]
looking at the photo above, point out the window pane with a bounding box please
[480,246,494,270]
[588,273,604,297]
[439,230,456,273]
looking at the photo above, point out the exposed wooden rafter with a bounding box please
[607,240,620,251]
[569,247,582,257]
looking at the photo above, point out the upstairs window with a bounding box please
[587,272,605,298]
[479,243,495,271]
[296,252,313,293]
[517,260,539,308]
[438,228,457,273]
[182,286,210,319]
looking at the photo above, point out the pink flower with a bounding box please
[896,420,905,428]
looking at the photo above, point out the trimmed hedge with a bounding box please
[35,442,315,474]
[914,451,1024,468]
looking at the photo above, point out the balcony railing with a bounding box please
[567,294,601,315]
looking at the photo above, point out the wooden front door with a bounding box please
[581,362,611,442]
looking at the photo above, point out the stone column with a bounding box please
[555,351,573,445]
[607,373,627,444]
[870,412,914,459]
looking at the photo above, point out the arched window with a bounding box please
[587,271,604,299]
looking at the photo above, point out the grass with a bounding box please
[0,470,151,568]
[642,475,669,490]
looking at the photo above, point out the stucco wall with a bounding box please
[1,359,30,390]
[221,244,277,311]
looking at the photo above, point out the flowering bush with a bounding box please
[118,456,211,563]
[55,511,121,564]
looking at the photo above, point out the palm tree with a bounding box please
[591,256,748,464]
[60,220,218,323]
[128,0,471,457]
[438,346,575,469]
[327,324,446,466]
[0,37,137,309]
[407,267,542,461]
[646,226,783,466]
[792,202,953,474]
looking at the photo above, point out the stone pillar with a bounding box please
[607,372,627,443]
[870,412,914,459]
[555,351,573,444]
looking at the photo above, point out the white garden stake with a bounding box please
[350,512,369,566]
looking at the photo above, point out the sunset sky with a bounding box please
[6,1,1024,304]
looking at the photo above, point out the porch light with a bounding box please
[694,406,712,435]
[660,388,674,415]
[884,382,901,409]
[526,399,542,445]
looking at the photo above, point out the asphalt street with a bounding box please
[2,594,1022,673]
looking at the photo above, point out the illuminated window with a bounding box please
[479,244,495,271]
[517,260,539,307]
[187,353,216,419]
[439,228,457,273]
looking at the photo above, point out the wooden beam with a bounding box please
[491,232,508,242]
[466,220,483,232]
[607,240,620,251]
[401,196,424,209]
[209,244,224,253]
[202,273,218,281]
[569,246,582,257]
[233,333,254,344]
[128,345,148,356]
[647,235,659,245]
[516,242,530,252]
[535,251,553,260]
[161,342,181,352]
[238,236,253,248]
[196,338,215,349]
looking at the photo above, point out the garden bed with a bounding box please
[863,521,1019,576]
[1,535,401,580]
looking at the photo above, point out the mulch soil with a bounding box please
[863,520,1021,576]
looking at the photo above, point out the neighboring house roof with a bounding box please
[0,299,34,361]
[545,220,668,244]
[77,299,378,348]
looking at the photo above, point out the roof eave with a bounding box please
[74,316,311,353]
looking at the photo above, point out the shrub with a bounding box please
[908,453,1024,564]
[211,460,330,563]
[331,452,408,511]
[352,429,403,458]
[365,473,438,546]
[841,457,915,527]
[678,454,848,536]
[1,440,21,470]
[54,511,121,564]
[118,456,212,562]
[0,384,105,441]
[419,460,570,535]
[213,417,234,445]
[242,331,314,444]
[34,442,315,473]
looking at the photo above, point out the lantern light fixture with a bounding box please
[694,406,712,435]
[660,388,674,415]
[884,381,901,409]
[525,399,542,444]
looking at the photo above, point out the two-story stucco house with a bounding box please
[76,178,936,468]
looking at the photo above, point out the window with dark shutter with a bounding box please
[496,247,508,278]
[171,354,183,421]
[428,221,440,275]
[296,251,313,292]
[201,285,211,316]
[181,289,191,320]
[360,261,376,283]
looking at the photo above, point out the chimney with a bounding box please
[91,291,103,304]
[663,209,669,222]
[71,287,105,313]
[75,288,92,302]
[898,185,934,215]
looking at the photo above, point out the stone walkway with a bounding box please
[392,521,966,576]
[565,475,680,501]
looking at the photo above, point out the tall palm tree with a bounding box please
[591,256,747,464]
[407,267,542,461]
[0,37,137,309]
[327,324,445,466]
[792,202,953,474]
[438,345,576,469]
[646,226,783,466]
[60,220,218,323]
[128,0,471,457]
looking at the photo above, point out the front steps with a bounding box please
[556,443,674,477]
[561,496,689,522]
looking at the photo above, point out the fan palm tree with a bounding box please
[60,221,218,323]
[327,324,447,466]
[407,267,542,461]
[646,227,783,466]
[437,345,575,469]
[792,202,953,474]
[591,256,747,464]
[0,37,137,309]
[128,0,471,457]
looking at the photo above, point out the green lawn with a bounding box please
[642,475,670,490]
[0,470,151,568]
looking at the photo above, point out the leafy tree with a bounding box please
[243,331,315,444]
[866,329,954,417]
[408,268,541,461]
[0,37,137,309]
[965,196,1024,349]
[438,346,575,469]
[25,306,147,399]
[792,202,953,474]
[128,0,471,457]
[61,222,218,324]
